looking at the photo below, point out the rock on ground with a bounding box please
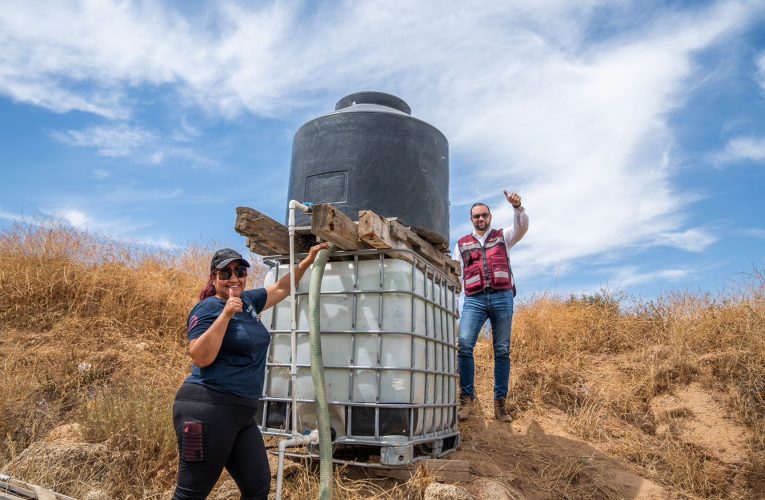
[424,482,473,499]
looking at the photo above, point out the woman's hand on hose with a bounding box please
[303,242,331,266]
[262,242,331,311]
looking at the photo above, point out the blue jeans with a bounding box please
[458,290,514,400]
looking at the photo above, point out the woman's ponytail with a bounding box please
[198,273,217,301]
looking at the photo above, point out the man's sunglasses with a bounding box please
[217,266,248,280]
[471,212,491,220]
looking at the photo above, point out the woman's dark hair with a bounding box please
[198,272,217,301]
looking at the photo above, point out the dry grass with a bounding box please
[494,275,765,498]
[0,222,763,498]
[271,460,434,500]
[0,223,197,498]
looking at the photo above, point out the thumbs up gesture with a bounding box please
[223,287,243,318]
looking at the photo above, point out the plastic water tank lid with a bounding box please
[335,91,412,115]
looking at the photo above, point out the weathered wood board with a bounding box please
[0,476,76,500]
[311,204,362,250]
[235,204,460,286]
[371,459,470,482]
[359,210,460,282]
[234,206,314,255]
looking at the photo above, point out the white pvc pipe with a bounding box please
[275,430,319,500]
[275,200,315,500]
[287,199,310,437]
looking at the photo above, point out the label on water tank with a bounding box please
[391,378,406,391]
[305,170,348,204]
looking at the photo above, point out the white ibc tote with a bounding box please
[257,249,460,465]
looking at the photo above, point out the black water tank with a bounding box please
[287,91,449,247]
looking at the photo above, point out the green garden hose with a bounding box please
[308,246,334,500]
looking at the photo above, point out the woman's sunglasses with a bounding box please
[217,266,248,280]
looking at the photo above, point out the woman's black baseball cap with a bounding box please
[210,248,250,271]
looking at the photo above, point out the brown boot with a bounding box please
[494,399,512,423]
[457,395,474,421]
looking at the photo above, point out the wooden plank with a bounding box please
[359,210,461,283]
[234,206,290,254]
[31,485,57,500]
[243,238,277,257]
[0,481,34,499]
[421,458,470,472]
[235,206,313,255]
[311,204,361,250]
[445,256,461,277]
[380,216,448,251]
[434,241,450,253]
[236,204,458,282]
[358,210,393,249]
[410,227,449,250]
[0,477,76,500]
[401,228,457,273]
[359,212,424,268]
[0,491,29,500]
[390,221,446,265]
[371,459,470,482]
[363,211,440,264]
[2,478,35,499]
[371,468,412,480]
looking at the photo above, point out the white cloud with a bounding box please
[713,136,765,164]
[89,187,182,204]
[757,50,765,90]
[607,266,693,287]
[652,228,717,252]
[52,124,154,157]
[42,206,146,235]
[55,208,90,230]
[149,151,165,165]
[0,79,126,119]
[0,209,26,222]
[0,0,761,281]
[51,123,217,168]
[128,235,179,250]
[0,2,197,117]
[0,205,177,250]
[445,1,752,276]
[744,228,765,240]
[40,206,176,249]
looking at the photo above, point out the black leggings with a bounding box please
[172,383,270,500]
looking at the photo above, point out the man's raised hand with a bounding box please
[503,190,522,208]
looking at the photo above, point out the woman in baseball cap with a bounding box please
[171,243,328,500]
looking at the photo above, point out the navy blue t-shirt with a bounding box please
[184,288,270,399]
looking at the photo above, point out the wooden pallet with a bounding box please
[370,459,470,482]
[0,475,75,500]
[235,204,461,285]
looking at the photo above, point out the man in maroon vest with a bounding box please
[453,190,529,422]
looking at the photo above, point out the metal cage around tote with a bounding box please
[256,248,460,466]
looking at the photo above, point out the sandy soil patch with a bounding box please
[650,382,747,464]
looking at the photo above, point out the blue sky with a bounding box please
[1,0,763,298]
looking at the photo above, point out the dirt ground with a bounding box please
[454,405,668,499]
[4,352,759,500]
[385,394,753,500]
[441,361,756,499]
